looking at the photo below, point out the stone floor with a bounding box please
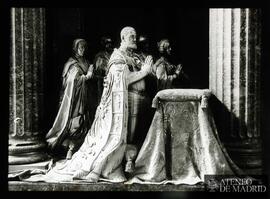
[8,181,205,191]
[8,160,205,192]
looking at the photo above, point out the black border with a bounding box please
[1,0,270,198]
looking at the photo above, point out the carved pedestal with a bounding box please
[209,9,262,173]
[9,8,48,168]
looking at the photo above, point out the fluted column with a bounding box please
[209,8,261,173]
[9,8,48,165]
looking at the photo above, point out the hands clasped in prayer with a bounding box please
[142,55,153,74]
[43,26,188,183]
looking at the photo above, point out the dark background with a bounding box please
[44,7,209,131]
[1,1,268,197]
[44,7,209,132]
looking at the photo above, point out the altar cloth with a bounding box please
[127,89,242,185]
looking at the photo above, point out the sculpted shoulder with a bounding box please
[107,49,127,73]
[94,51,109,61]
[62,57,78,77]
[109,49,126,63]
[152,57,165,73]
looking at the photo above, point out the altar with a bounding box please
[128,89,242,185]
[7,7,264,192]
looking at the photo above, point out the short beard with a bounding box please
[128,43,137,50]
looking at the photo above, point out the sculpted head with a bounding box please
[157,39,171,56]
[120,26,137,50]
[73,39,87,57]
[101,36,113,53]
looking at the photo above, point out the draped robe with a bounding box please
[24,49,131,182]
[46,57,94,153]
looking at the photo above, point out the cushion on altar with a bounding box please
[152,89,212,108]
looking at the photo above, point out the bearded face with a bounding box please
[123,30,137,50]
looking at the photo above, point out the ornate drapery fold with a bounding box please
[127,89,242,185]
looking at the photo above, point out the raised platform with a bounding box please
[9,160,51,174]
[8,181,204,191]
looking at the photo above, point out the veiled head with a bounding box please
[73,39,87,57]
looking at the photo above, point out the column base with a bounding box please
[225,140,262,174]
[9,139,49,165]
[9,159,51,174]
[9,152,49,165]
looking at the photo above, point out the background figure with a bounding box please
[153,39,188,91]
[93,36,113,104]
[137,35,150,62]
[46,39,95,160]
[31,27,153,183]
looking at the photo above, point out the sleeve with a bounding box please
[94,56,107,77]
[66,65,89,115]
[156,64,168,80]
[126,65,149,85]
[70,65,88,86]
[156,63,175,90]
[156,63,177,82]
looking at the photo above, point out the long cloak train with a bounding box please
[24,49,130,183]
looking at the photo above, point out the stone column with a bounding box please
[209,8,261,173]
[9,8,48,166]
